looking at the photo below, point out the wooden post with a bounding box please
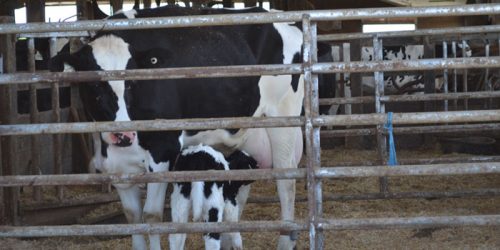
[26,0,45,23]
[0,16,20,225]
[110,0,123,13]
[222,0,233,8]
[244,0,257,7]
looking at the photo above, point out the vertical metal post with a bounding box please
[442,41,449,112]
[462,40,469,110]
[0,16,19,225]
[50,37,63,200]
[484,41,492,108]
[303,14,323,250]
[452,41,458,110]
[28,38,41,201]
[342,43,352,147]
[373,36,388,194]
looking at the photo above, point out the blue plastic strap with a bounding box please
[384,112,398,166]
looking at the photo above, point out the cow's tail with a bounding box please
[191,181,204,222]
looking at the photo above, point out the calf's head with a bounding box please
[49,34,137,147]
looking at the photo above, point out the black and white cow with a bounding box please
[170,144,257,250]
[50,5,310,250]
[359,43,471,94]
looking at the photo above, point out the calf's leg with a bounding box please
[169,183,190,250]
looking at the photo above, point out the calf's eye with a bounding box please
[150,57,158,64]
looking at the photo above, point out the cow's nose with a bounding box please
[111,132,136,147]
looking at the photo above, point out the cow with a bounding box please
[170,144,257,250]
[353,43,471,95]
[50,5,311,250]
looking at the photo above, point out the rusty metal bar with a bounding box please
[303,15,323,249]
[27,37,41,202]
[318,215,500,230]
[0,221,307,237]
[319,91,500,106]
[335,155,500,167]
[2,57,500,85]
[0,168,305,186]
[462,40,469,110]
[442,41,449,111]
[373,36,389,194]
[318,24,500,41]
[316,162,500,178]
[3,57,500,85]
[316,110,500,127]
[321,123,500,138]
[452,41,458,110]
[49,37,64,200]
[248,189,500,204]
[1,162,499,187]
[2,110,500,136]
[1,215,499,237]
[1,4,500,34]
[485,41,493,108]
[18,31,89,38]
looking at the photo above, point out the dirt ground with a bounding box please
[2,147,500,249]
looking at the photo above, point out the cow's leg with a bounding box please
[169,183,190,250]
[203,183,224,250]
[143,161,169,250]
[221,184,251,249]
[267,126,302,250]
[221,199,242,250]
[115,184,146,250]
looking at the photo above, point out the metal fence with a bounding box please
[1,4,500,250]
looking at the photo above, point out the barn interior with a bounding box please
[1,0,500,249]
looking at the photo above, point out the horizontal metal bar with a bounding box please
[336,155,500,167]
[18,31,90,38]
[0,64,303,85]
[1,215,497,237]
[0,162,498,187]
[320,91,500,106]
[317,110,500,126]
[312,57,500,74]
[321,123,500,137]
[0,168,306,186]
[249,189,500,203]
[1,4,498,34]
[2,57,499,86]
[317,162,500,178]
[319,215,500,230]
[0,221,307,237]
[0,116,304,136]
[1,110,499,136]
[318,24,500,41]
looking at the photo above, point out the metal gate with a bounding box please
[1,4,500,249]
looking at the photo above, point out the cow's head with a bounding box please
[49,34,137,147]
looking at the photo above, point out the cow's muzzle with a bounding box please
[110,132,136,147]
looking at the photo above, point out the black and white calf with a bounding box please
[170,144,257,250]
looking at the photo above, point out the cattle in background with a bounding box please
[170,145,257,250]
[357,42,471,94]
[50,5,313,250]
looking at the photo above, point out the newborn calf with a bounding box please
[169,144,257,250]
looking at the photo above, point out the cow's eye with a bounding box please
[150,57,158,64]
